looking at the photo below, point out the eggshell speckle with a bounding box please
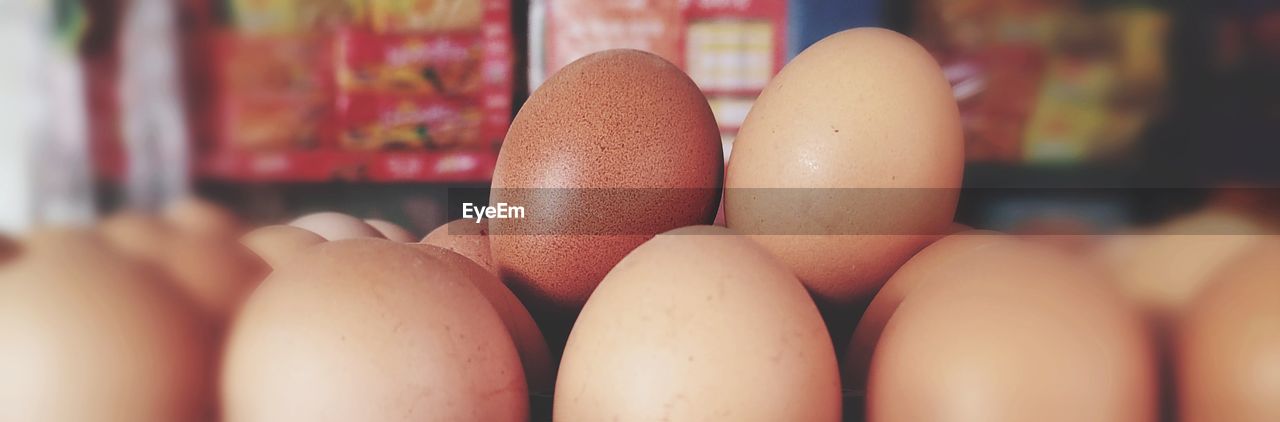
[490,49,723,313]
[556,226,841,421]
[411,244,554,392]
[725,28,963,307]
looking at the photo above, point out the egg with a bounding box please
[240,225,327,268]
[163,234,268,322]
[411,244,553,392]
[725,28,963,307]
[164,197,243,239]
[99,211,174,263]
[364,219,416,242]
[1100,209,1265,324]
[490,49,723,313]
[289,212,384,241]
[843,231,1006,389]
[0,229,212,421]
[222,239,527,421]
[1177,238,1280,422]
[421,219,494,273]
[868,238,1156,421]
[555,226,841,421]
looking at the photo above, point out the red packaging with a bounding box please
[335,94,494,151]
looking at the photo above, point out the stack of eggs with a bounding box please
[0,28,1277,422]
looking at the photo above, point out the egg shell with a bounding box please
[725,28,963,307]
[868,238,1157,422]
[844,231,1007,389]
[1101,209,1266,324]
[421,219,495,273]
[0,229,213,422]
[240,225,328,269]
[99,211,174,263]
[490,49,723,313]
[289,212,384,241]
[162,234,268,323]
[222,239,527,421]
[1177,238,1280,422]
[164,197,244,239]
[410,244,554,392]
[555,226,841,422]
[365,219,417,242]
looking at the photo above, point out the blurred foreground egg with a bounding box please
[164,197,243,239]
[844,231,1005,389]
[289,212,384,241]
[365,219,416,242]
[163,234,267,322]
[490,49,723,312]
[1100,209,1265,324]
[0,230,212,422]
[725,28,963,307]
[240,225,327,268]
[1178,239,1280,422]
[556,226,841,421]
[99,212,173,263]
[412,244,553,392]
[422,219,494,273]
[222,239,526,421]
[868,238,1156,422]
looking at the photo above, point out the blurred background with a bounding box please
[1,0,1278,235]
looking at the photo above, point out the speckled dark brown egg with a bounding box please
[489,49,722,314]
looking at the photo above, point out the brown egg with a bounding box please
[240,225,327,268]
[99,211,174,263]
[490,49,723,313]
[163,234,268,323]
[222,239,527,421]
[725,28,963,307]
[364,219,416,242]
[421,218,494,273]
[868,239,1156,421]
[164,197,243,239]
[289,212,384,241]
[0,229,212,421]
[1101,209,1265,324]
[556,226,841,421]
[1178,239,1280,422]
[844,231,1007,389]
[411,244,554,392]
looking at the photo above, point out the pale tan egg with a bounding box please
[556,226,841,422]
[164,197,244,239]
[1178,238,1280,422]
[98,211,174,263]
[288,212,384,241]
[868,238,1157,422]
[240,225,327,269]
[725,28,963,307]
[844,231,1007,389]
[162,234,268,323]
[1100,208,1266,324]
[364,219,416,242]
[222,239,526,421]
[0,228,213,422]
[421,218,494,274]
[411,244,554,392]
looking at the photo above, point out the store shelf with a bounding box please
[198,149,498,183]
[963,161,1139,189]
